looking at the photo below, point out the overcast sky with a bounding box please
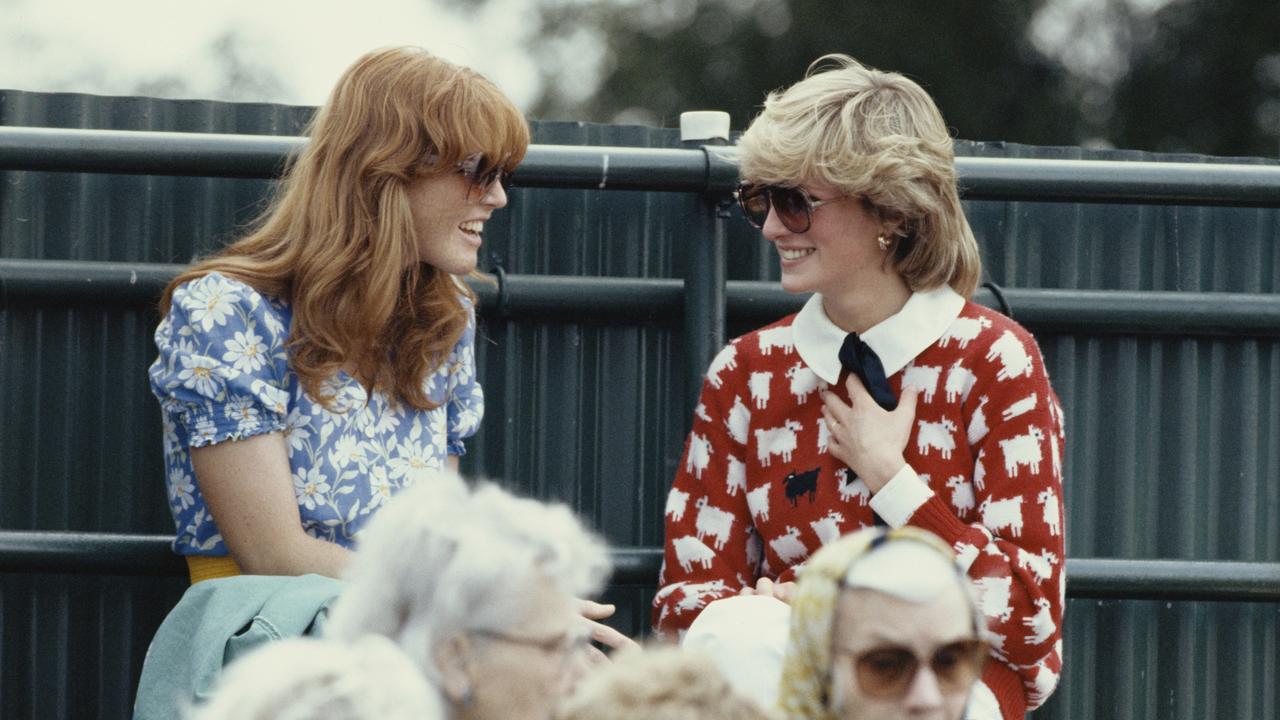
[0,0,556,109]
[1,0,1167,118]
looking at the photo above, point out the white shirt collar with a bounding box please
[793,286,966,384]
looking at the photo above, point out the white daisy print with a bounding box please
[169,468,196,510]
[292,466,330,511]
[222,330,268,374]
[184,277,237,332]
[177,355,224,398]
[366,465,394,513]
[329,433,367,470]
[224,397,261,434]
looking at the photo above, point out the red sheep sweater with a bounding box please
[654,287,1066,719]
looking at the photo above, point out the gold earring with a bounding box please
[877,234,891,251]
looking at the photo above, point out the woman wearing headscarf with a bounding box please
[777,526,988,720]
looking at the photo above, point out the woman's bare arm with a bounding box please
[191,432,351,578]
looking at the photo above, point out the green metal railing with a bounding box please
[2,125,1280,604]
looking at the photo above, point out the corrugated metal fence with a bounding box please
[1,89,1279,719]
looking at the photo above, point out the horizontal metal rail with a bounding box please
[0,531,1277,602]
[2,126,1279,205]
[4,258,1280,337]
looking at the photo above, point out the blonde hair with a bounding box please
[160,46,530,410]
[557,645,771,720]
[737,54,982,297]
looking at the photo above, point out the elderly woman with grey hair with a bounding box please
[325,469,612,720]
[189,636,442,720]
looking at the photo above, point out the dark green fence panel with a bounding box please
[1,89,1278,720]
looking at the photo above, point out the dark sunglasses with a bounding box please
[736,182,852,234]
[839,638,988,699]
[456,152,514,202]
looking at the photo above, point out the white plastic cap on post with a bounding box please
[680,111,731,144]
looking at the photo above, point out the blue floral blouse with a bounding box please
[148,272,483,556]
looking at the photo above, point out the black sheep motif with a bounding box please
[784,467,819,507]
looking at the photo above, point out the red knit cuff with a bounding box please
[906,495,972,546]
[982,661,1028,720]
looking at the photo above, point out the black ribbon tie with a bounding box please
[837,332,898,411]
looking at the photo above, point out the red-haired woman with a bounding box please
[148,46,527,583]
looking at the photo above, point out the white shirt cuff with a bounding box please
[964,680,1002,720]
[868,465,933,528]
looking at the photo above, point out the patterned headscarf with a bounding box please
[774,526,961,720]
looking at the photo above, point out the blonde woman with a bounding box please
[148,46,527,582]
[655,55,1065,718]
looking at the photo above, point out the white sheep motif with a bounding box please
[757,326,794,355]
[1029,661,1060,707]
[747,483,771,523]
[725,395,750,445]
[1037,488,1062,536]
[954,542,980,570]
[695,497,735,550]
[837,468,871,505]
[725,455,746,497]
[945,475,975,514]
[916,418,958,459]
[754,420,802,466]
[986,330,1034,381]
[968,395,990,445]
[999,426,1045,477]
[945,361,977,403]
[902,363,942,404]
[707,344,738,389]
[1017,547,1058,584]
[973,575,1014,622]
[694,403,711,422]
[939,315,993,349]
[786,361,824,404]
[749,371,772,409]
[980,495,1025,538]
[673,535,716,573]
[675,579,728,615]
[653,581,685,604]
[817,418,830,453]
[1001,392,1038,421]
[984,629,1008,661]
[809,511,846,546]
[769,526,808,565]
[1022,597,1056,645]
[685,432,714,479]
[664,488,689,522]
[745,532,763,571]
[974,453,987,491]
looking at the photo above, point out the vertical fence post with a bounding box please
[680,112,733,417]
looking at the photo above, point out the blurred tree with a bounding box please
[446,0,1280,156]
[1104,0,1280,156]
[513,0,1082,146]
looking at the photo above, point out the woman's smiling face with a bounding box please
[760,180,887,298]
[407,164,508,274]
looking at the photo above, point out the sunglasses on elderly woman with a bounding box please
[456,152,514,202]
[837,638,988,699]
[736,182,854,234]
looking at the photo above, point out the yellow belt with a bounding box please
[186,555,243,584]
